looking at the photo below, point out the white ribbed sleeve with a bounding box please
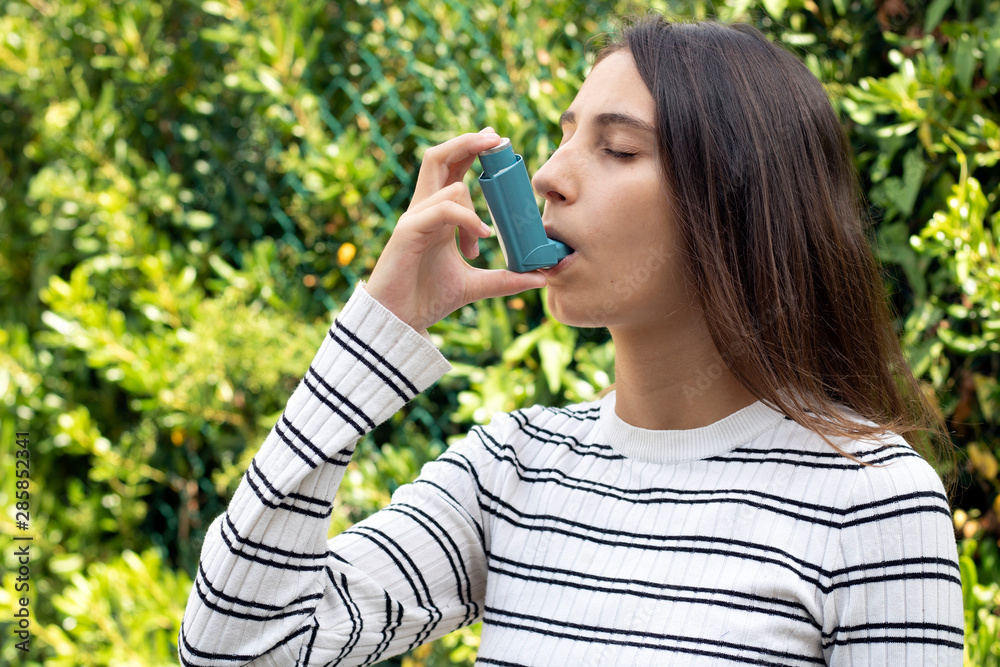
[179,284,456,665]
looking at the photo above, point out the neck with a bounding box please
[609,316,758,431]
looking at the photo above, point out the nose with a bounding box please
[531,145,574,205]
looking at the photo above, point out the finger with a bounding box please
[403,199,492,242]
[464,268,547,303]
[412,131,503,203]
[458,224,480,260]
[407,180,476,218]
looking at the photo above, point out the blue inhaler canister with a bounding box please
[477,138,572,272]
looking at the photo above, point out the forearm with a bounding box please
[179,283,451,666]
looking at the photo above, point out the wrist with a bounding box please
[357,281,433,341]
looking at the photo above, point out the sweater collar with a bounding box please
[599,390,785,464]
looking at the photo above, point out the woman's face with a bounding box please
[532,51,690,332]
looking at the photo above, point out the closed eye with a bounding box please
[604,148,637,159]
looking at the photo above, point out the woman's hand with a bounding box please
[366,128,547,332]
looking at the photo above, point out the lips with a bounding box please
[539,248,577,277]
[544,226,575,254]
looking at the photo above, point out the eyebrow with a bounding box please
[558,110,656,135]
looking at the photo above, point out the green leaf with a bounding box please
[502,323,547,363]
[875,121,918,138]
[938,326,986,355]
[985,24,1000,78]
[960,555,978,611]
[257,69,284,97]
[760,0,788,19]
[880,148,927,218]
[973,374,998,422]
[904,338,936,377]
[924,0,953,33]
[201,1,229,16]
[876,222,927,301]
[186,210,216,230]
[538,338,570,394]
[954,34,976,94]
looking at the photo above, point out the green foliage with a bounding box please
[1,0,999,664]
[961,535,1000,666]
[0,548,191,666]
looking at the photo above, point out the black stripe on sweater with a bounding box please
[363,591,400,666]
[476,658,532,667]
[331,319,417,397]
[274,414,353,469]
[459,464,960,594]
[538,404,602,421]
[384,503,480,624]
[325,569,362,664]
[826,569,962,592]
[194,566,319,622]
[467,426,951,531]
[822,629,963,650]
[830,554,960,578]
[483,606,827,666]
[288,490,329,507]
[179,619,312,665]
[486,553,820,630]
[218,512,327,572]
[510,410,625,460]
[295,618,318,667]
[303,367,372,434]
[411,478,486,544]
[730,443,920,464]
[822,620,963,643]
[838,494,952,529]
[345,525,442,651]
[245,460,332,519]
[708,449,918,470]
[198,562,323,612]
[192,578,314,623]
[246,458,332,509]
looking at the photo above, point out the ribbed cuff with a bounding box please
[257,283,452,480]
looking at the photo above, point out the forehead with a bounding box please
[566,51,655,124]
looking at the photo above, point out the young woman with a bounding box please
[180,16,963,666]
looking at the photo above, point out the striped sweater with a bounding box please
[179,284,964,666]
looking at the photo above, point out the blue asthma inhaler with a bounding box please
[477,138,572,272]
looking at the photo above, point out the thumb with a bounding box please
[464,269,547,303]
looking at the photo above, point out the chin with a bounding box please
[545,288,614,329]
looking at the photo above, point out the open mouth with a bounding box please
[540,249,578,276]
[545,229,574,254]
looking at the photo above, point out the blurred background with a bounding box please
[0,0,998,664]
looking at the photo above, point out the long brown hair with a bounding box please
[596,16,951,471]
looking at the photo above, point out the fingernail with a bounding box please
[481,221,492,236]
[480,126,495,134]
